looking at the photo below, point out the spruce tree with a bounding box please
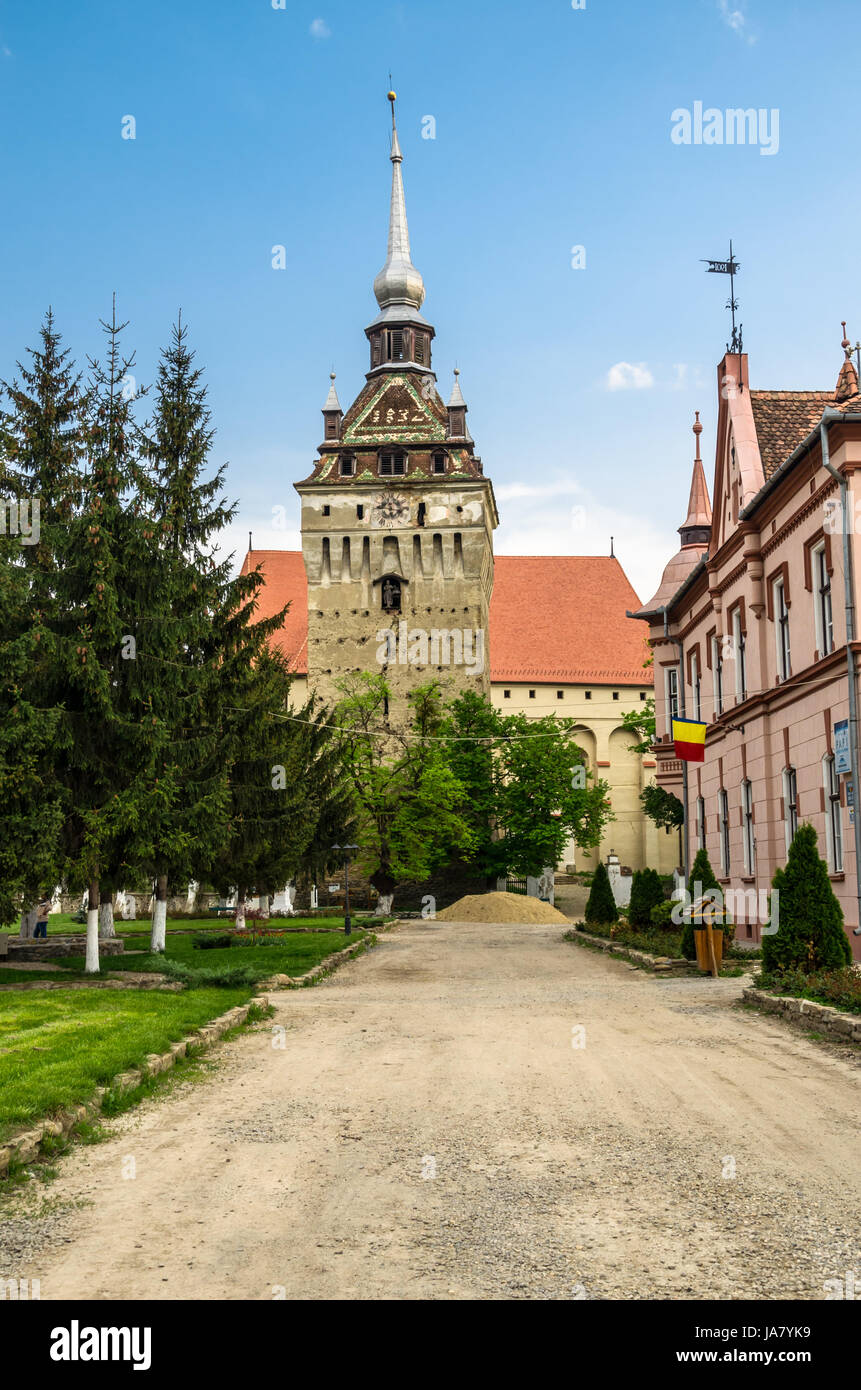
[585,860,618,925]
[629,867,664,928]
[0,312,86,926]
[761,823,852,974]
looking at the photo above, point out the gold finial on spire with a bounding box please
[692,409,703,460]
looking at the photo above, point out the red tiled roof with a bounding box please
[750,391,834,478]
[239,551,309,673]
[241,551,653,687]
[490,555,651,685]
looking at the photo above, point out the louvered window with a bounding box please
[380,453,406,476]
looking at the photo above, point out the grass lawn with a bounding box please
[45,928,363,982]
[2,912,353,936]
[0,987,254,1142]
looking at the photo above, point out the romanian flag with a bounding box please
[672,718,707,763]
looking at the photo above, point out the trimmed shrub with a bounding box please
[192,932,234,950]
[761,823,852,974]
[629,868,665,927]
[584,861,618,925]
[649,899,678,930]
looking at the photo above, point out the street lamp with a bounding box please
[332,843,359,935]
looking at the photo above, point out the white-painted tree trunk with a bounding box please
[85,912,100,973]
[99,896,116,937]
[151,899,167,953]
[257,893,270,920]
[375,893,394,916]
[234,896,247,931]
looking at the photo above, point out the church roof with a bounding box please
[240,550,653,687]
[491,555,651,685]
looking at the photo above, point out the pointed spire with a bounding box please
[323,371,341,412]
[447,367,466,408]
[679,411,712,545]
[372,90,426,318]
[834,320,860,404]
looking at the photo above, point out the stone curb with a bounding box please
[260,933,378,990]
[565,928,698,975]
[0,997,269,1178]
[742,986,861,1045]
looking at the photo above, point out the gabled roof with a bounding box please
[239,550,653,687]
[490,556,650,685]
[749,391,834,479]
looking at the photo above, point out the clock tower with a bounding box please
[295,93,498,716]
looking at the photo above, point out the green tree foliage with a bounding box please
[628,867,664,927]
[761,823,852,974]
[640,783,684,830]
[585,860,618,924]
[441,690,611,879]
[334,674,474,898]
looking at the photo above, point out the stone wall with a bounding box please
[743,986,861,1044]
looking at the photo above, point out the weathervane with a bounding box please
[701,240,742,355]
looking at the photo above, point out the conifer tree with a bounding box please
[629,867,664,928]
[761,823,851,974]
[584,860,618,925]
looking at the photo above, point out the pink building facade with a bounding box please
[634,337,861,959]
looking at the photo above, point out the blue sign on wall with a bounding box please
[834,719,851,774]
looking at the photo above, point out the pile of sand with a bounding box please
[435,891,570,924]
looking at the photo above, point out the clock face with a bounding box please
[372,492,410,528]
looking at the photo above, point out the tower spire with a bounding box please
[679,411,712,546]
[373,89,426,318]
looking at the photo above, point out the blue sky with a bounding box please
[2,0,859,600]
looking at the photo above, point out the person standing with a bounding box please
[33,896,51,939]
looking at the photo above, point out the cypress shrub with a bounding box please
[584,861,618,925]
[761,823,852,974]
[629,867,665,928]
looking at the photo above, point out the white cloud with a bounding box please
[605,361,655,392]
[309,18,331,38]
[494,478,678,606]
[718,0,757,44]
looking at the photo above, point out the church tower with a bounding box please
[295,93,498,715]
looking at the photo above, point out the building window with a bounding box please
[742,779,755,875]
[356,504,364,520]
[639,691,647,701]
[691,650,701,722]
[339,454,354,477]
[585,691,592,700]
[732,608,746,701]
[719,789,730,875]
[529,689,536,699]
[387,329,405,362]
[322,505,330,517]
[414,333,426,365]
[612,691,619,701]
[824,754,843,872]
[666,667,680,725]
[813,543,833,656]
[783,766,798,854]
[503,690,511,699]
[712,635,723,717]
[379,452,406,476]
[774,577,791,681]
[557,690,564,700]
[416,502,426,528]
[696,795,706,851]
[432,452,446,475]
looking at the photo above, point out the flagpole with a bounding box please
[664,611,690,886]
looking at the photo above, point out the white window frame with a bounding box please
[666,666,680,728]
[732,607,747,701]
[813,543,833,657]
[712,635,723,717]
[774,577,791,681]
[783,766,798,855]
[823,754,843,873]
[719,788,730,875]
[741,779,755,875]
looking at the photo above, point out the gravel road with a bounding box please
[2,920,859,1301]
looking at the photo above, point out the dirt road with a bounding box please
[4,921,859,1300]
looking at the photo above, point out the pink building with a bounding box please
[633,333,861,958]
